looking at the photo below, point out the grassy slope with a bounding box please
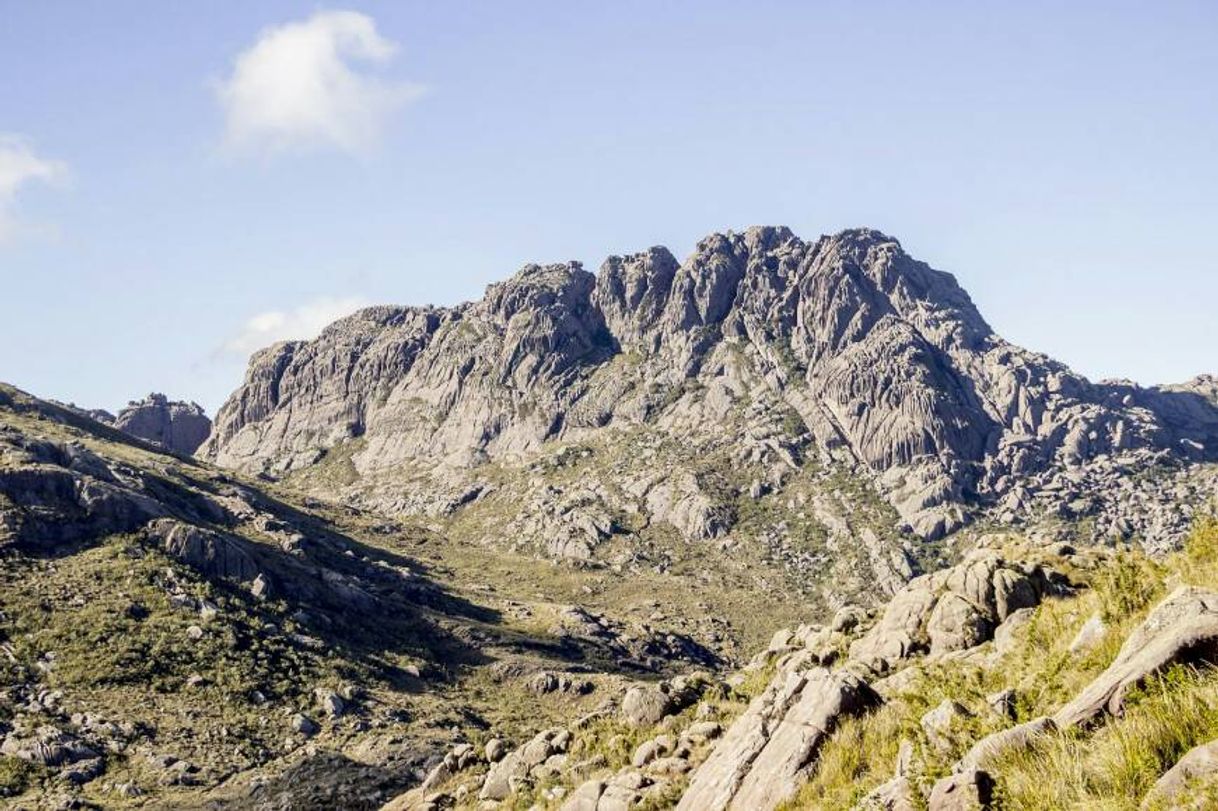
[785,518,1218,810]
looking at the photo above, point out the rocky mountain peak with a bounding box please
[202,225,1218,549]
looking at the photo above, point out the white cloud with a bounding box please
[0,134,68,243]
[224,295,370,355]
[216,10,422,155]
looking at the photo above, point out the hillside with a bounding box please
[3,225,1218,810]
[377,522,1218,811]
[0,384,741,808]
[7,375,1218,808]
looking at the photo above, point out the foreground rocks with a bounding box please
[1054,586,1218,728]
[677,667,879,810]
[1144,738,1218,808]
[849,546,1073,675]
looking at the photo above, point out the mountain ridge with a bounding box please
[202,226,1218,550]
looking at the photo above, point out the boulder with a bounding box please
[480,728,568,800]
[1067,613,1106,655]
[677,667,880,811]
[927,593,993,655]
[831,605,869,633]
[955,716,1055,772]
[1142,738,1218,808]
[622,685,672,727]
[315,687,345,717]
[921,699,971,751]
[561,779,606,811]
[621,675,705,727]
[985,689,1016,719]
[485,738,506,763]
[859,776,918,810]
[992,607,1035,655]
[1054,587,1218,728]
[146,518,261,584]
[928,768,994,810]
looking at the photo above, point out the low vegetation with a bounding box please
[784,516,1218,810]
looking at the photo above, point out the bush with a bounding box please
[0,756,41,798]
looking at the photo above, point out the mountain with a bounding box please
[5,225,1218,809]
[203,227,1218,556]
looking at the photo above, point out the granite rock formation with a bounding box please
[202,227,1218,551]
[111,393,211,455]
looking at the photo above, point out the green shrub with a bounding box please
[0,756,41,798]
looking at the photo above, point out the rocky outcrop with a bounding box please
[0,426,169,551]
[676,664,879,810]
[479,728,571,801]
[955,716,1056,774]
[664,543,1080,811]
[145,518,262,584]
[849,546,1072,674]
[112,393,211,455]
[620,674,708,727]
[1054,586,1218,728]
[927,768,994,810]
[0,723,103,784]
[202,226,1218,550]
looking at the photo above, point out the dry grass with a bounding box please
[782,517,1218,810]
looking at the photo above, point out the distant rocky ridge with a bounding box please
[72,392,211,455]
[202,227,1218,551]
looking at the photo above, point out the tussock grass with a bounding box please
[783,516,1218,810]
[994,665,1218,810]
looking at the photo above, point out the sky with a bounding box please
[1,1,1215,415]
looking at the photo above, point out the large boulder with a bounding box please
[955,716,1056,773]
[676,665,879,811]
[850,549,1068,674]
[928,768,994,810]
[1054,586,1218,728]
[1142,738,1218,808]
[146,518,262,584]
[621,674,707,727]
[113,393,211,455]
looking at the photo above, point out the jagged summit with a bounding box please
[202,226,1218,548]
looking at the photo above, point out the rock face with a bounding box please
[112,393,211,455]
[676,665,879,810]
[202,227,1218,549]
[0,423,171,551]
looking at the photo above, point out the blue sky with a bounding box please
[1,1,1215,414]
